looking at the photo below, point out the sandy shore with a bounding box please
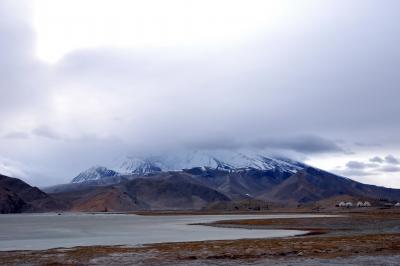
[1,210,400,265]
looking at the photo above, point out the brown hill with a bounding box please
[70,186,147,212]
[0,174,67,213]
[51,173,230,212]
[6,166,400,213]
[261,168,400,203]
[49,167,400,211]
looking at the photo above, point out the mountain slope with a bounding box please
[70,152,308,187]
[116,157,163,175]
[262,167,400,203]
[114,151,307,175]
[71,166,120,184]
[69,186,148,212]
[51,151,400,211]
[184,167,293,200]
[52,172,230,211]
[0,186,28,213]
[0,174,67,213]
[123,174,230,210]
[49,166,400,211]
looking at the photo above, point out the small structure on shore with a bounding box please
[357,201,371,207]
[338,201,353,208]
[345,202,353,208]
[395,202,400,207]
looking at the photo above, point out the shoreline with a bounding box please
[1,211,400,265]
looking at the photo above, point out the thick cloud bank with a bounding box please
[0,1,400,186]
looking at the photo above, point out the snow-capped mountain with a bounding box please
[71,166,119,183]
[114,150,307,175]
[116,157,163,175]
[71,151,308,184]
[59,151,400,209]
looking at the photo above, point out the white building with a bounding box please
[338,201,346,207]
[395,202,400,207]
[345,202,353,208]
[357,201,371,207]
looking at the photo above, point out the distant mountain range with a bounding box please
[2,151,400,213]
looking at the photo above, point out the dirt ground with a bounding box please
[1,210,400,265]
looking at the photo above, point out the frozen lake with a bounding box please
[0,213,329,251]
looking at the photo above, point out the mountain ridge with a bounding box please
[72,151,308,184]
[3,151,400,213]
[71,166,120,184]
[48,167,400,212]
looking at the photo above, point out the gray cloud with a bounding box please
[3,131,29,139]
[32,125,61,140]
[0,1,49,121]
[252,135,344,154]
[335,168,374,177]
[354,142,382,147]
[380,165,400,173]
[1,1,400,186]
[335,155,400,184]
[385,155,400,165]
[184,134,343,155]
[0,156,28,179]
[370,156,384,163]
[346,161,379,170]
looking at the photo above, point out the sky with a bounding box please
[1,0,400,187]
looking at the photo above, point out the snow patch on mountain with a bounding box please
[114,150,307,175]
[71,166,119,183]
[72,151,308,183]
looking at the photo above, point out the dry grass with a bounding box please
[146,233,400,260]
[2,233,400,265]
[202,211,400,235]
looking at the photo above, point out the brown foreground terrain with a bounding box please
[1,210,400,265]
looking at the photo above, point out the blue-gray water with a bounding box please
[0,213,329,251]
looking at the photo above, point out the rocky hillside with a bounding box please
[0,174,67,213]
[4,155,400,212]
[261,167,400,203]
[48,166,400,211]
[51,172,230,212]
[71,166,120,184]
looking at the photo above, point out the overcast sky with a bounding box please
[1,0,400,187]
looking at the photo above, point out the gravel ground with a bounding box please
[183,255,400,266]
[89,254,400,266]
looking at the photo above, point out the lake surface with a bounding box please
[0,213,329,251]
